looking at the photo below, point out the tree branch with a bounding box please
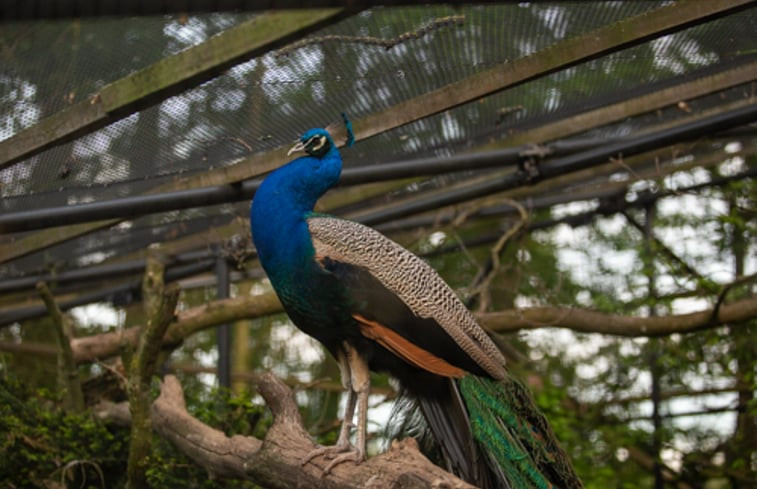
[478,295,757,337]
[125,252,180,489]
[132,374,473,489]
[9,293,753,368]
[36,281,84,412]
[626,446,694,489]
[70,291,282,364]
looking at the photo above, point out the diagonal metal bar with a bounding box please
[333,0,756,145]
[0,259,214,327]
[1,0,751,265]
[0,8,346,171]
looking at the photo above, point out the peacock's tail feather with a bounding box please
[459,375,583,489]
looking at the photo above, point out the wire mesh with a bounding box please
[0,2,755,283]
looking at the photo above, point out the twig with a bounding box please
[466,198,529,312]
[622,210,714,286]
[276,15,465,56]
[709,272,757,325]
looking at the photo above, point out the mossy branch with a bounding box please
[36,281,84,412]
[125,251,180,489]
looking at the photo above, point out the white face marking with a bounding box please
[307,135,326,153]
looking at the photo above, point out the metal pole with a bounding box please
[356,103,757,226]
[0,259,214,328]
[643,203,664,489]
[0,136,614,234]
[215,247,231,389]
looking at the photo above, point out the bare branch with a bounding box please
[473,198,529,313]
[10,292,754,369]
[626,446,694,489]
[276,15,465,56]
[70,291,283,364]
[477,295,757,337]
[36,281,84,412]
[141,374,474,489]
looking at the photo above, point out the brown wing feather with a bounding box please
[353,313,466,378]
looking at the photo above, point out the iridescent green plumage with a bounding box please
[460,375,581,489]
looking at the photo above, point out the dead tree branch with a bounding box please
[478,295,757,337]
[70,291,283,364]
[466,197,529,313]
[96,374,475,489]
[626,446,694,489]
[7,293,756,367]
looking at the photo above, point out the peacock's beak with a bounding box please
[287,140,306,156]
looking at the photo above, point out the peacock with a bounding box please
[250,120,583,489]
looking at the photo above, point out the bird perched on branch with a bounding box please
[250,119,582,489]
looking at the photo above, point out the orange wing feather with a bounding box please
[353,313,466,378]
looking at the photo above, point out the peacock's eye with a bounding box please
[308,135,324,150]
[305,135,329,156]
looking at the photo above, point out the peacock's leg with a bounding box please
[302,343,367,469]
[334,387,357,450]
[322,344,370,473]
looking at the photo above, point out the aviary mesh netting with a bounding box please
[0,1,755,296]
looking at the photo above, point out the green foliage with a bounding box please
[0,368,271,489]
[0,374,128,488]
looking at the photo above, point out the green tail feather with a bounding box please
[459,375,583,489]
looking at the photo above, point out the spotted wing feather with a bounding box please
[307,215,506,380]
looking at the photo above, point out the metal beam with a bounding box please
[0,9,346,171]
[1,142,600,233]
[0,259,214,327]
[4,0,748,264]
[0,249,212,293]
[354,103,757,226]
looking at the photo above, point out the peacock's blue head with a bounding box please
[288,128,335,158]
[251,126,342,263]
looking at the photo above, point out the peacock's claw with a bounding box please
[301,442,349,465]
[323,448,365,474]
[301,443,365,475]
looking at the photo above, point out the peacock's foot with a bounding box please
[323,448,365,474]
[302,443,366,475]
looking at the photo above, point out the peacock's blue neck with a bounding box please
[250,145,342,284]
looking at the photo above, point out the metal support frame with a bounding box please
[0,259,214,327]
[0,249,212,293]
[215,247,231,389]
[354,103,757,226]
[0,140,594,233]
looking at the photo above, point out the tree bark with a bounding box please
[99,373,475,489]
[36,281,84,412]
[125,252,180,489]
[478,295,757,337]
[70,291,282,364]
